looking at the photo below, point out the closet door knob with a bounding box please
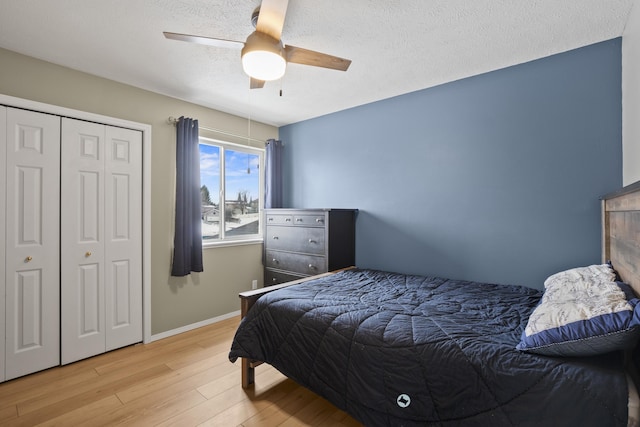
[85,251,92,257]
[25,256,33,262]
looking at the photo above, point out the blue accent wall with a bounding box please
[279,39,622,289]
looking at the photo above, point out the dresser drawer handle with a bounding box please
[296,218,303,222]
[285,218,291,222]
[308,264,317,270]
[268,217,274,221]
[272,236,279,240]
[272,277,277,282]
[308,239,316,244]
[272,258,278,263]
[315,218,323,223]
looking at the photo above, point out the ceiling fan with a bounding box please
[163,0,352,89]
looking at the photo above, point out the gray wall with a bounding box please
[280,39,622,289]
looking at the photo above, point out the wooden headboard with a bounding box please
[602,181,640,295]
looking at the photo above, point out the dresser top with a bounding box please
[264,208,358,212]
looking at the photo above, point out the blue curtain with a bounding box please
[265,139,283,208]
[171,116,203,276]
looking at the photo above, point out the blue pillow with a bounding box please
[517,275,640,357]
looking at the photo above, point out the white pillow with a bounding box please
[543,264,617,290]
[517,264,640,357]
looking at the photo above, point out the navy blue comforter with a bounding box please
[229,268,628,426]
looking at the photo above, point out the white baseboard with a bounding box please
[147,310,241,343]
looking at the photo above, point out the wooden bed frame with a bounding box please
[238,181,640,389]
[602,180,640,296]
[238,267,354,388]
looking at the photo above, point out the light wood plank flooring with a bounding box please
[0,316,362,426]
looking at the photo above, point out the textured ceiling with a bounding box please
[0,0,635,127]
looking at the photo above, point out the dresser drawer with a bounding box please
[292,214,325,227]
[265,269,305,287]
[266,225,325,255]
[265,214,294,225]
[265,250,326,275]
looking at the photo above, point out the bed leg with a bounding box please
[241,358,255,388]
[240,296,256,388]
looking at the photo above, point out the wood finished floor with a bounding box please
[0,316,362,426]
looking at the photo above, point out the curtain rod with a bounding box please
[167,116,267,146]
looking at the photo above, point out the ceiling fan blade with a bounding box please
[255,0,289,41]
[284,45,352,71]
[250,78,266,89]
[163,32,243,49]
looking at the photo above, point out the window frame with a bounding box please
[199,136,264,248]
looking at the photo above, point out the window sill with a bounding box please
[203,238,263,249]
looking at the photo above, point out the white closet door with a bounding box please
[5,108,60,380]
[61,119,142,364]
[104,126,142,351]
[0,107,6,382]
[61,118,106,364]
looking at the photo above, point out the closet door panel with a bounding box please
[5,108,60,380]
[61,118,106,365]
[0,107,6,382]
[105,126,142,351]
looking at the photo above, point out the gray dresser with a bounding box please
[264,208,357,286]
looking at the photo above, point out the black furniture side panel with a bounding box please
[327,210,357,271]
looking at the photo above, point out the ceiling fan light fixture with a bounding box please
[241,31,286,81]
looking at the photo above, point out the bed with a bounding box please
[229,181,640,426]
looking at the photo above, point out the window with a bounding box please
[199,137,264,245]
